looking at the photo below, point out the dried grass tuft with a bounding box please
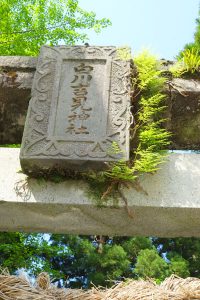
[0,272,200,299]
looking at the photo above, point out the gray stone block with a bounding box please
[2,148,200,236]
[20,46,131,173]
[0,56,36,144]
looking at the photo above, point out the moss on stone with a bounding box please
[0,144,21,148]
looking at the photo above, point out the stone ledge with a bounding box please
[0,56,200,149]
[0,56,37,70]
[0,148,200,236]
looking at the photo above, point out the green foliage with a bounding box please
[193,14,200,52]
[180,48,200,73]
[65,50,169,192]
[86,172,117,206]
[154,237,200,278]
[134,248,169,282]
[0,144,21,148]
[0,232,60,275]
[179,10,200,57]
[122,237,153,261]
[104,160,137,181]
[134,149,167,173]
[116,46,132,60]
[76,50,171,207]
[45,235,132,288]
[0,232,28,272]
[100,245,130,280]
[139,127,170,149]
[0,0,111,56]
[133,51,170,174]
[134,51,165,92]
[169,255,190,278]
[170,48,200,77]
[0,7,199,289]
[1,232,199,288]
[101,50,170,188]
[174,10,200,77]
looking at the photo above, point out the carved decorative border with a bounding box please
[20,46,131,161]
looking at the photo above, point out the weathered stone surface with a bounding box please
[1,148,200,236]
[20,46,131,173]
[166,78,200,149]
[0,56,37,70]
[0,56,37,144]
[0,55,200,150]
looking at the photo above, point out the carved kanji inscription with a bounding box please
[66,62,93,135]
[20,46,131,172]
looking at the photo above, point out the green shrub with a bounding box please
[170,48,200,77]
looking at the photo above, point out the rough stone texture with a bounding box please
[20,46,131,173]
[0,56,37,70]
[0,56,37,144]
[0,55,200,150]
[1,147,200,236]
[166,78,200,149]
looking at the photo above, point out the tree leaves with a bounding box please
[0,0,111,55]
[0,233,199,288]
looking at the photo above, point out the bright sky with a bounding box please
[79,0,199,59]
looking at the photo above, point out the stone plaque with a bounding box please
[20,46,131,173]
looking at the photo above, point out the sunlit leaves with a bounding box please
[0,0,111,55]
[133,51,170,174]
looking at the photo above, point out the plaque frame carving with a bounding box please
[20,46,131,171]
